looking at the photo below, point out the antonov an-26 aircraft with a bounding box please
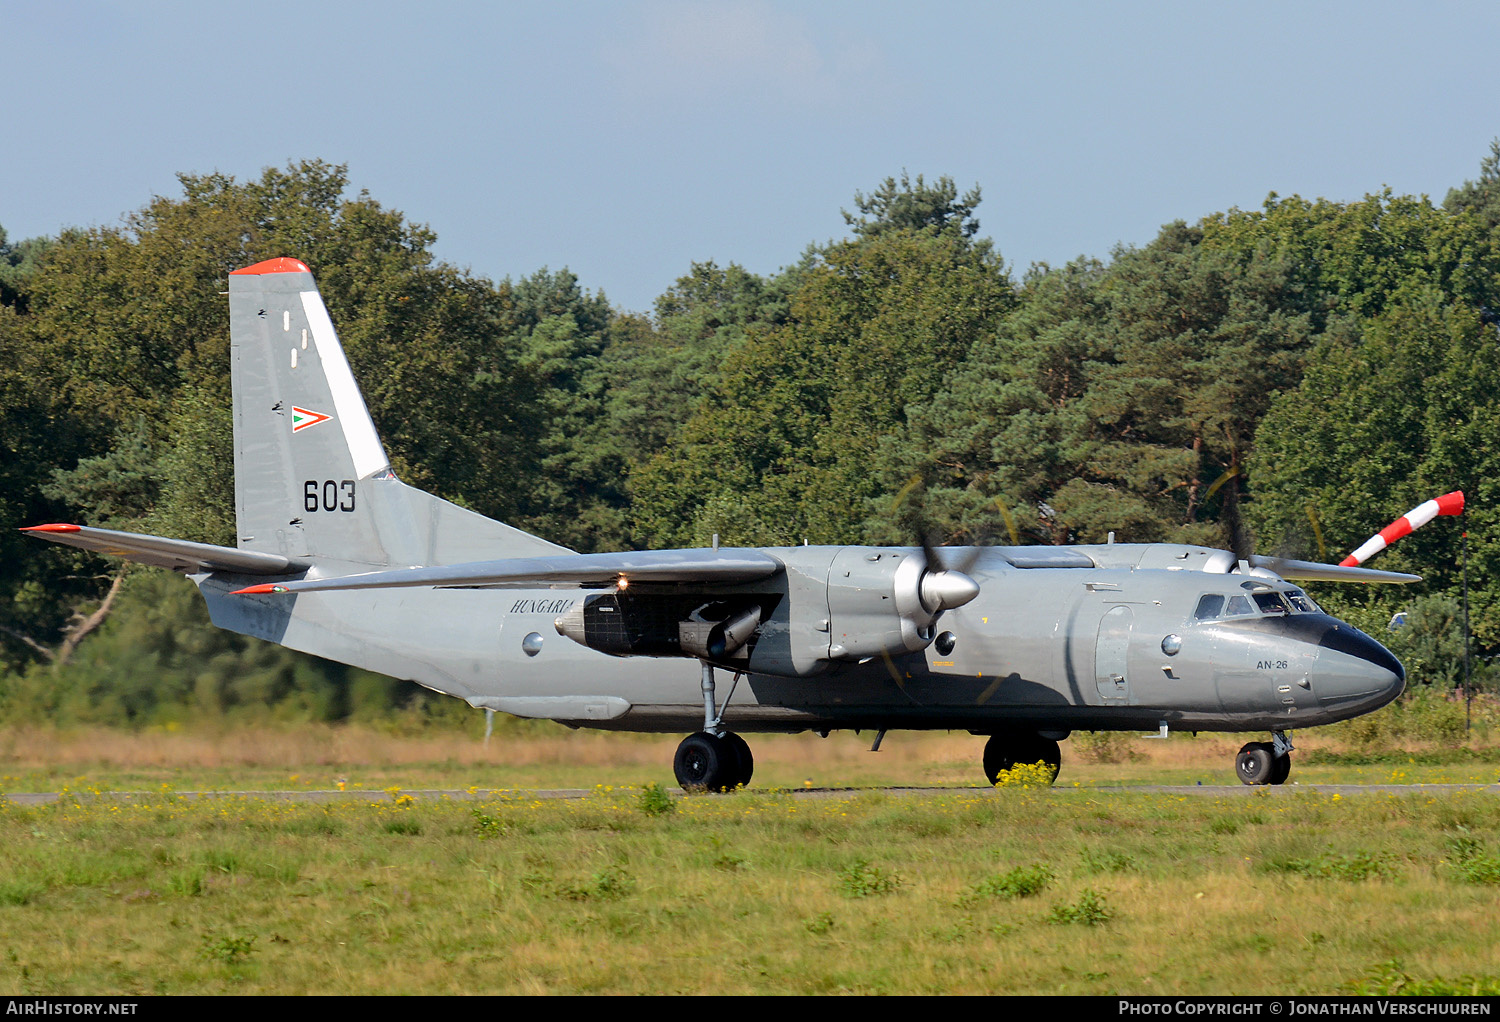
[25,257,1416,789]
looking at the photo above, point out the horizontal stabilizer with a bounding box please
[21,524,310,576]
[1248,554,1420,585]
[231,548,784,595]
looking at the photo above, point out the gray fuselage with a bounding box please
[198,542,1405,736]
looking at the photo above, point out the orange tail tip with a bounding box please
[20,523,81,533]
[230,583,289,595]
[230,257,310,275]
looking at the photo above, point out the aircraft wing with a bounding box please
[230,548,785,595]
[21,524,310,576]
[1248,554,1420,584]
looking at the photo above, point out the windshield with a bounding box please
[1285,588,1321,613]
[1253,592,1289,615]
[1194,587,1321,622]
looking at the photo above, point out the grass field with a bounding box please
[2,718,1498,791]
[1,724,1498,995]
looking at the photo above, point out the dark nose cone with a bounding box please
[1319,621,1404,682]
[1313,618,1406,710]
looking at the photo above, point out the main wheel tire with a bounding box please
[1236,741,1276,785]
[722,732,754,789]
[983,732,1062,786]
[674,732,737,792]
[1269,750,1292,786]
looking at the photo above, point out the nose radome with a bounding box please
[1318,626,1405,711]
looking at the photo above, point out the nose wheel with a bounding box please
[1235,734,1293,785]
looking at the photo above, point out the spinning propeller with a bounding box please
[887,474,982,651]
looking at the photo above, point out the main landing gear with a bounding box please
[673,661,754,792]
[1236,731,1293,785]
[674,730,753,792]
[982,731,1062,786]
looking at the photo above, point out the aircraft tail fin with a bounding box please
[228,258,568,568]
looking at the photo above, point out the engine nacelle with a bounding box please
[549,546,978,674]
[825,547,978,661]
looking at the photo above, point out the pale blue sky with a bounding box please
[6,0,1499,313]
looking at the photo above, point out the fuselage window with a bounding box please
[1224,595,1254,617]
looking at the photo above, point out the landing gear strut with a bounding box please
[1236,731,1293,785]
[982,731,1061,786]
[674,661,754,792]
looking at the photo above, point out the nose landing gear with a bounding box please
[1236,731,1293,785]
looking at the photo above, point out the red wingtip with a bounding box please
[1338,556,1360,567]
[230,583,282,595]
[230,257,311,276]
[1437,490,1465,516]
[21,523,82,533]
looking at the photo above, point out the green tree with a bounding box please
[875,216,1319,550]
[502,268,625,551]
[1249,291,1500,644]
[1064,223,1314,550]
[0,231,101,669]
[1445,138,1500,230]
[1199,190,1495,322]
[844,172,983,239]
[866,257,1109,546]
[1384,595,1470,689]
[632,177,1014,548]
[616,260,795,464]
[0,225,50,312]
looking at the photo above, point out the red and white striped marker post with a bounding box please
[1339,491,1465,567]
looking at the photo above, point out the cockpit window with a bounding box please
[1193,594,1225,620]
[1195,588,1318,621]
[1253,592,1290,615]
[1286,589,1320,613]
